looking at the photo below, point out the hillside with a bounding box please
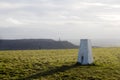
[0,39,78,50]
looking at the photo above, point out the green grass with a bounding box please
[0,48,120,80]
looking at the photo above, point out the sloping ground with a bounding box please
[0,48,120,80]
[0,39,78,50]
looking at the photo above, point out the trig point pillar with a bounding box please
[78,39,93,65]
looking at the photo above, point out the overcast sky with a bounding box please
[0,0,120,40]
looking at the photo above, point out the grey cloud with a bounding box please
[0,0,120,40]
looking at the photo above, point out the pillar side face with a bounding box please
[78,39,93,65]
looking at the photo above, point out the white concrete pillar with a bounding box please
[78,39,93,65]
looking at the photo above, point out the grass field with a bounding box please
[0,48,120,80]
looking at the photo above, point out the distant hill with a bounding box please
[0,39,78,50]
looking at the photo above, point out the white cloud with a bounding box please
[82,2,106,6]
[73,2,120,9]
[0,2,29,9]
[6,18,24,25]
[97,14,120,21]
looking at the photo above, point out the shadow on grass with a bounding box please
[20,63,97,80]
